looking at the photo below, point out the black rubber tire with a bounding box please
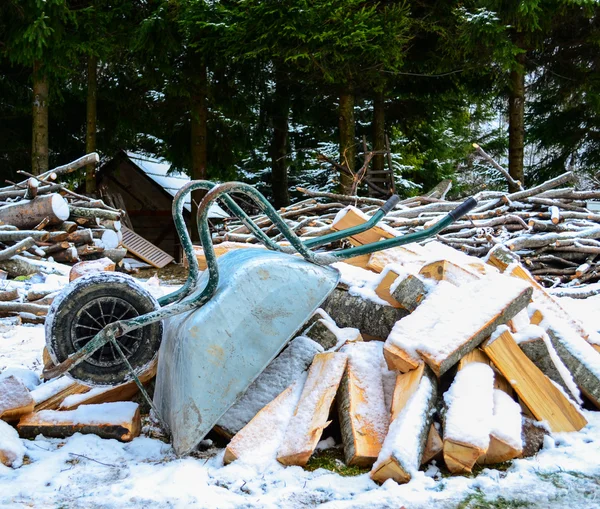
[45,272,163,386]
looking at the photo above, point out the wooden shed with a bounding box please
[96,150,228,262]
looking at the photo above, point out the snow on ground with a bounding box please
[2,279,600,507]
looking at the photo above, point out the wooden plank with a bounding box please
[18,402,141,442]
[384,278,533,376]
[0,376,34,422]
[482,330,587,432]
[419,259,481,287]
[58,361,156,411]
[121,226,174,268]
[30,376,90,412]
[370,365,437,484]
[277,352,348,466]
[338,343,389,467]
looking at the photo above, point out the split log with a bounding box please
[277,352,348,466]
[546,324,600,408]
[18,402,140,442]
[323,288,408,340]
[331,206,397,246]
[0,420,25,468]
[366,245,427,273]
[187,241,266,270]
[418,259,481,287]
[0,194,69,229]
[370,364,437,484]
[443,361,495,474]
[338,342,389,467]
[217,337,323,437]
[482,330,586,432]
[224,381,304,465]
[375,270,427,311]
[69,257,116,281]
[0,376,34,421]
[421,424,443,465]
[69,206,120,221]
[384,278,533,376]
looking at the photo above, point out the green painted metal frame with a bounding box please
[43,179,476,427]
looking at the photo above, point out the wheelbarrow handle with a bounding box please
[380,194,401,214]
[448,197,478,221]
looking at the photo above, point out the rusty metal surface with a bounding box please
[154,248,340,455]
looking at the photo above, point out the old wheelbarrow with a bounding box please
[44,181,477,455]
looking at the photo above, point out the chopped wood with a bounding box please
[418,259,481,286]
[186,241,266,270]
[421,424,443,465]
[367,245,427,273]
[376,271,427,311]
[0,238,37,261]
[18,402,141,442]
[277,352,348,466]
[224,381,304,465]
[384,277,533,376]
[482,330,586,432]
[0,288,18,301]
[69,257,116,281]
[370,365,437,484]
[69,206,120,221]
[31,376,90,410]
[331,206,397,246]
[337,342,389,467]
[51,246,80,264]
[0,376,34,421]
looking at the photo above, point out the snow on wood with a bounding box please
[337,342,389,467]
[443,362,495,474]
[69,257,115,281]
[367,245,428,273]
[30,376,90,411]
[384,276,533,376]
[303,317,362,351]
[18,402,141,442]
[546,320,600,408]
[483,330,587,432]
[224,379,305,465]
[0,193,70,229]
[0,376,34,421]
[370,365,437,484]
[331,206,398,247]
[217,337,323,437]
[418,259,482,287]
[375,267,427,311]
[477,389,523,465]
[277,352,348,466]
[0,419,25,468]
[187,241,266,270]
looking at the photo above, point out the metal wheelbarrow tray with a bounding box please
[44,180,477,455]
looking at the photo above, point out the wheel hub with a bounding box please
[71,296,143,368]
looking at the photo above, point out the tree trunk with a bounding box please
[86,55,98,194]
[508,35,526,193]
[371,91,385,197]
[270,71,290,209]
[339,87,356,194]
[32,61,49,176]
[190,64,208,242]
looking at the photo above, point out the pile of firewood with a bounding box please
[0,153,126,278]
[2,205,599,483]
[212,170,600,288]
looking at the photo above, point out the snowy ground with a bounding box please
[1,287,600,507]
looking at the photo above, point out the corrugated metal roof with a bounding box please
[125,151,230,219]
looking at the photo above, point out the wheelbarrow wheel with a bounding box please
[45,272,163,386]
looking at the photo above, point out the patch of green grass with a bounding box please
[457,489,530,509]
[305,447,369,477]
[14,275,32,281]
